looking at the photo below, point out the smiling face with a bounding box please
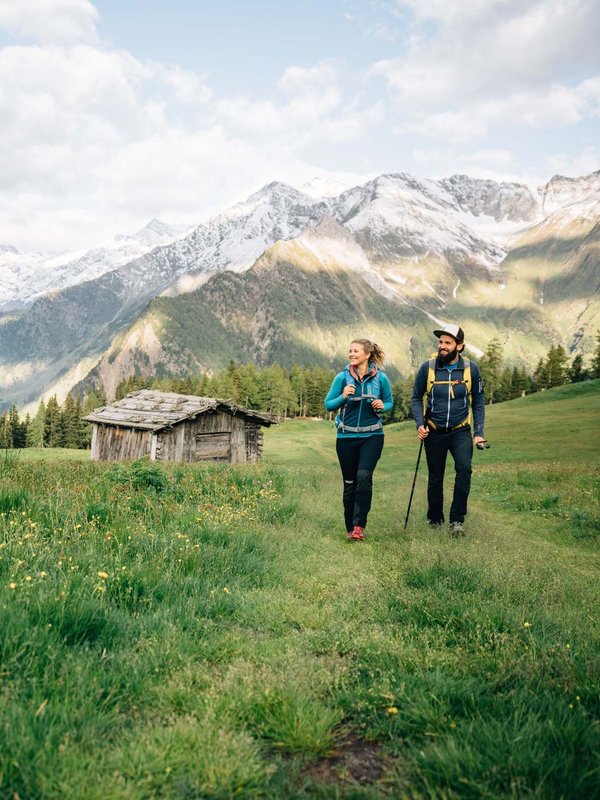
[348,341,370,371]
[438,334,463,363]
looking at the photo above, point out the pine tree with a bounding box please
[24,414,34,447]
[61,393,80,449]
[197,374,210,396]
[545,345,568,388]
[479,338,503,404]
[0,411,12,449]
[390,375,414,421]
[511,366,528,398]
[520,366,531,396]
[115,376,148,400]
[257,364,296,417]
[495,366,514,403]
[533,358,548,391]
[45,396,63,447]
[30,401,47,447]
[236,364,261,408]
[10,406,26,448]
[114,379,129,401]
[568,354,587,383]
[290,364,308,417]
[173,375,195,395]
[305,367,334,417]
[82,391,101,416]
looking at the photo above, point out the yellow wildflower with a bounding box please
[9,582,17,590]
[386,706,398,715]
[97,571,109,580]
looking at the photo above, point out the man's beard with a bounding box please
[438,345,458,364]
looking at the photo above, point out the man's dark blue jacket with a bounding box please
[411,355,485,437]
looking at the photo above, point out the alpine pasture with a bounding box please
[1,381,599,799]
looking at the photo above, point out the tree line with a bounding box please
[0,392,102,450]
[2,332,600,449]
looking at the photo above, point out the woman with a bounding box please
[325,339,393,541]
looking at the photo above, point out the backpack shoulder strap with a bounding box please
[424,358,436,414]
[368,369,381,398]
[343,368,356,388]
[426,357,436,397]
[462,357,471,396]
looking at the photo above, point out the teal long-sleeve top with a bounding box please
[324,366,394,438]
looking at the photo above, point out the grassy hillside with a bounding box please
[1,382,598,798]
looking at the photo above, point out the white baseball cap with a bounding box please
[433,324,465,343]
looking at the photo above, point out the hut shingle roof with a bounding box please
[83,390,276,431]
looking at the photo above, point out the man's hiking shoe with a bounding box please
[428,521,443,529]
[449,521,465,536]
[349,526,365,541]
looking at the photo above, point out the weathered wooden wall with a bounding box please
[90,412,267,464]
[192,411,244,463]
[244,422,263,463]
[90,425,151,461]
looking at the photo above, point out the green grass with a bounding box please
[1,381,599,798]
[2,446,89,462]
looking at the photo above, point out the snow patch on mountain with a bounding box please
[334,174,507,269]
[0,219,192,311]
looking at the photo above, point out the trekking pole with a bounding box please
[403,438,424,530]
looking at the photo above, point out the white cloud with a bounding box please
[0,0,99,44]
[0,39,375,250]
[373,0,600,124]
[545,147,600,179]
[0,0,597,251]
[361,0,600,184]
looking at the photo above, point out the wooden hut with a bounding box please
[83,390,276,464]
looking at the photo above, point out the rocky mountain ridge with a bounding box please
[1,169,598,411]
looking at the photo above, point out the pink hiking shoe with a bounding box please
[349,526,365,541]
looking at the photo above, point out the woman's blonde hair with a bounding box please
[351,338,385,367]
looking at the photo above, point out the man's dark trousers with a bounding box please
[424,426,473,524]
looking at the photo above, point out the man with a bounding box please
[411,324,486,535]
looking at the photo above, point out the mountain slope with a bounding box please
[87,219,434,398]
[2,170,599,410]
[0,184,327,408]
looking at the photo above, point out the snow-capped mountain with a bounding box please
[1,169,599,411]
[332,174,507,277]
[88,215,435,400]
[0,218,192,312]
[539,170,600,215]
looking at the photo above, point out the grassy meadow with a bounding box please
[1,381,599,799]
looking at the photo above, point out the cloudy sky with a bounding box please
[1,0,599,251]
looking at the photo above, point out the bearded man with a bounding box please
[410,324,486,535]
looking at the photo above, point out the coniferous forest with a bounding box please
[2,333,599,450]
